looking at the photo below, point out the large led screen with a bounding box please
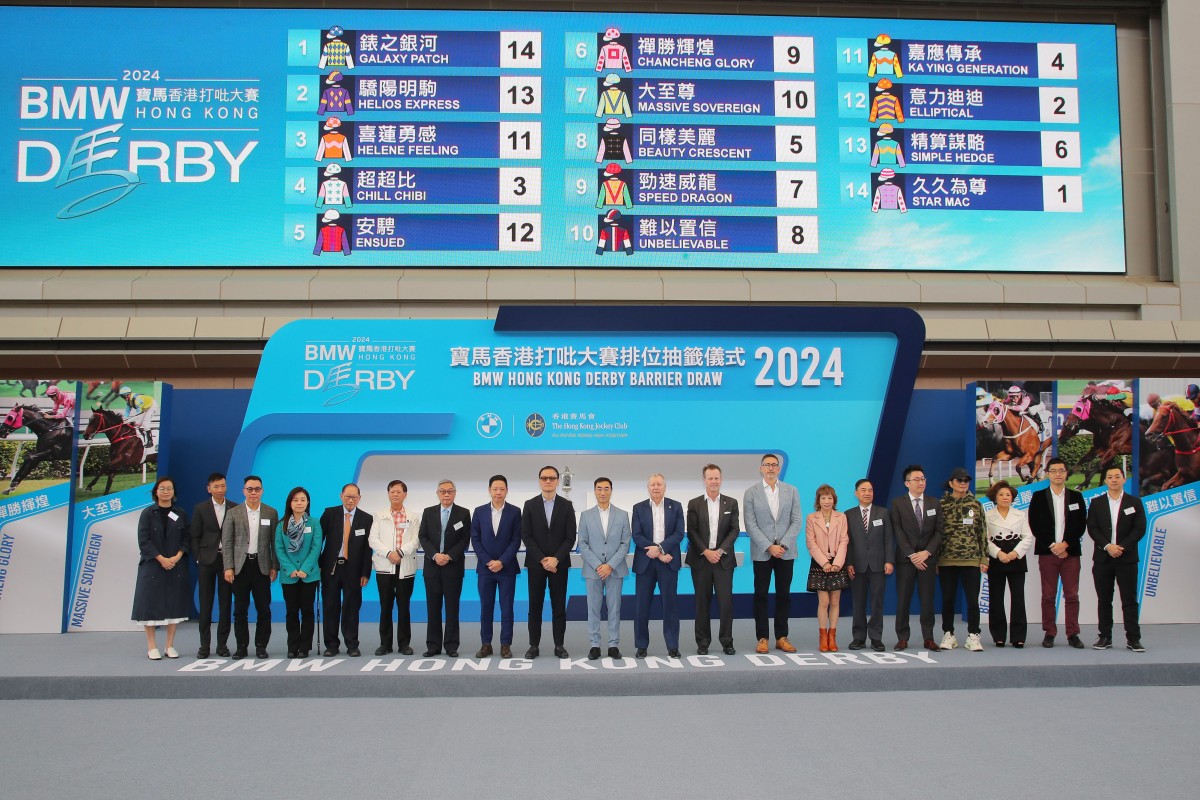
[1,7,1124,271]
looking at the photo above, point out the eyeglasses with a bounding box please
[539,475,559,482]
[437,488,456,494]
[906,477,926,483]
[244,486,263,492]
[761,463,780,469]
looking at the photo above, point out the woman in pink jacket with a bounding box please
[806,484,850,652]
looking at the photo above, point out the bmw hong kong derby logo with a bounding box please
[525,413,546,437]
[476,412,503,439]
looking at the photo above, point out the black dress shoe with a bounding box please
[1042,635,1055,648]
[196,647,210,659]
[347,648,361,657]
[216,645,231,658]
[287,650,298,659]
[667,649,681,659]
[1092,636,1112,650]
[723,646,736,655]
[994,641,1006,648]
[232,648,247,660]
[423,649,441,658]
[255,648,269,659]
[588,647,601,661]
[476,644,493,658]
[554,646,569,659]
[446,650,458,658]
[635,648,647,658]
[608,647,621,659]
[871,640,885,652]
[696,645,709,655]
[524,646,539,659]
[1068,635,1085,649]
[399,646,414,655]
[1126,640,1146,652]
[375,645,391,656]
[323,647,339,657]
[298,651,309,658]
[848,639,865,650]
[1012,642,1024,649]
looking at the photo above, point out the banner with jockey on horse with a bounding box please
[67,381,174,632]
[0,379,80,633]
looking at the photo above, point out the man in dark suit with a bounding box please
[847,478,894,652]
[418,479,471,658]
[890,464,944,652]
[470,475,521,659]
[1028,457,1088,648]
[220,475,279,659]
[1086,466,1147,652]
[632,472,685,659]
[521,465,576,659]
[685,464,739,656]
[318,483,374,657]
[191,472,235,658]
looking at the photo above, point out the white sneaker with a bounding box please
[965,633,984,652]
[147,648,162,661]
[165,647,179,659]
[939,631,959,650]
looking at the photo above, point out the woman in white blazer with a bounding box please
[369,480,422,655]
[984,481,1034,647]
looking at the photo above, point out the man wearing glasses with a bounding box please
[744,454,803,654]
[221,476,279,659]
[418,480,472,658]
[1027,457,1087,648]
[520,466,577,659]
[319,483,374,657]
[890,464,944,651]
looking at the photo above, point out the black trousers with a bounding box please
[231,557,271,650]
[321,561,363,651]
[527,563,569,648]
[752,557,794,641]
[894,560,937,641]
[376,572,414,651]
[692,559,734,648]
[939,565,982,635]
[423,565,464,652]
[281,580,317,653]
[851,568,886,644]
[196,558,231,648]
[1093,559,1140,642]
[987,570,1028,644]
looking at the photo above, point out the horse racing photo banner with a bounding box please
[68,381,172,632]
[0,380,79,633]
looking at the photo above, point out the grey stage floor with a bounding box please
[3,618,1198,699]
[2,688,1198,800]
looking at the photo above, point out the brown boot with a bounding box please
[828,627,839,652]
[818,628,829,652]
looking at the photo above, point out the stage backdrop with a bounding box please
[67,382,173,632]
[224,306,922,624]
[0,380,79,633]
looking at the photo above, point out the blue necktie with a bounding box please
[440,506,450,552]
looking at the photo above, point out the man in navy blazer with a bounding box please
[1027,457,1088,648]
[471,475,522,659]
[631,473,685,659]
[846,478,894,652]
[578,476,632,660]
[1086,466,1147,652]
[318,483,374,657]
[889,464,944,652]
[521,465,577,659]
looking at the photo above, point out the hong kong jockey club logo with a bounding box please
[525,413,546,437]
[476,412,502,439]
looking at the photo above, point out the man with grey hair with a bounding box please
[631,473,685,658]
[418,480,471,657]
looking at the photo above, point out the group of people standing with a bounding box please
[131,453,1148,661]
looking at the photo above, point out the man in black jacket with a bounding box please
[1027,457,1087,648]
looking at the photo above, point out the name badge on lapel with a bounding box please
[926,509,936,517]
[167,511,179,522]
[872,519,883,527]
[1123,506,1134,516]
[354,528,366,536]
[1068,503,1080,511]
[453,521,464,530]
[260,519,271,526]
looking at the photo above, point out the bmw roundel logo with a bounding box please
[476,412,503,439]
[525,413,546,437]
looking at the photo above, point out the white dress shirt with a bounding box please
[651,500,665,544]
[706,495,721,549]
[763,481,779,521]
[246,505,261,554]
[1050,487,1066,543]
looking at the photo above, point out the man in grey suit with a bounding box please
[846,478,894,652]
[743,453,803,654]
[890,464,944,652]
[577,477,632,661]
[221,475,279,659]
[686,464,740,655]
